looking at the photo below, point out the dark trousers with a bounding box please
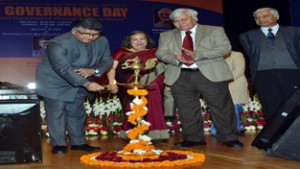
[254,69,300,120]
[44,89,87,146]
[171,70,238,143]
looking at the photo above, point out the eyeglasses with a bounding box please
[173,17,190,24]
[76,29,100,37]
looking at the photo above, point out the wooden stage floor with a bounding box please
[0,131,299,169]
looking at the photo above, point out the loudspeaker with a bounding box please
[266,115,300,161]
[252,89,300,149]
[0,99,42,164]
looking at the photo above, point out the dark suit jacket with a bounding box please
[36,32,113,102]
[239,26,300,82]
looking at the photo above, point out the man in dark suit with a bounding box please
[36,17,113,154]
[156,8,243,148]
[240,7,300,120]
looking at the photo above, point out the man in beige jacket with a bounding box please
[156,8,243,148]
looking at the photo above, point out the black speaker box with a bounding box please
[0,99,42,164]
[252,89,300,149]
[266,115,300,161]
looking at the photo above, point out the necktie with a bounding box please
[266,28,275,45]
[182,31,194,65]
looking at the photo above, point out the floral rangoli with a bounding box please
[80,88,206,168]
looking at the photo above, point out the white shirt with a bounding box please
[260,24,279,36]
[180,25,198,68]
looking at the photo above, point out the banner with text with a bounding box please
[0,0,223,86]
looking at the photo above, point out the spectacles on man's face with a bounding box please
[76,29,101,38]
[172,17,191,25]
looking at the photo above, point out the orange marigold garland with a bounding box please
[80,88,206,168]
[119,89,158,156]
[127,89,148,96]
[80,150,205,168]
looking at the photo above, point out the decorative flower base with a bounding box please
[79,88,206,168]
[80,150,205,168]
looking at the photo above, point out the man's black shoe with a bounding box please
[174,141,207,147]
[52,146,67,154]
[223,140,243,148]
[71,144,100,152]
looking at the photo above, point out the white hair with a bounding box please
[253,7,279,18]
[169,8,198,20]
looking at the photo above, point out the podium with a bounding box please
[0,86,42,164]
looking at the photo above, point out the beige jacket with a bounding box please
[225,51,249,104]
[156,24,233,86]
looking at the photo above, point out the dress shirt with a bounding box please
[180,25,198,68]
[261,24,279,36]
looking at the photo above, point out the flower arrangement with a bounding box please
[202,95,266,131]
[200,98,213,132]
[85,94,123,136]
[165,116,181,133]
[40,101,49,137]
[241,95,266,130]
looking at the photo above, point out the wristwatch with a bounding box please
[94,68,100,75]
[177,62,183,67]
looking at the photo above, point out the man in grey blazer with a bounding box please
[156,8,243,148]
[240,7,300,120]
[36,17,113,154]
